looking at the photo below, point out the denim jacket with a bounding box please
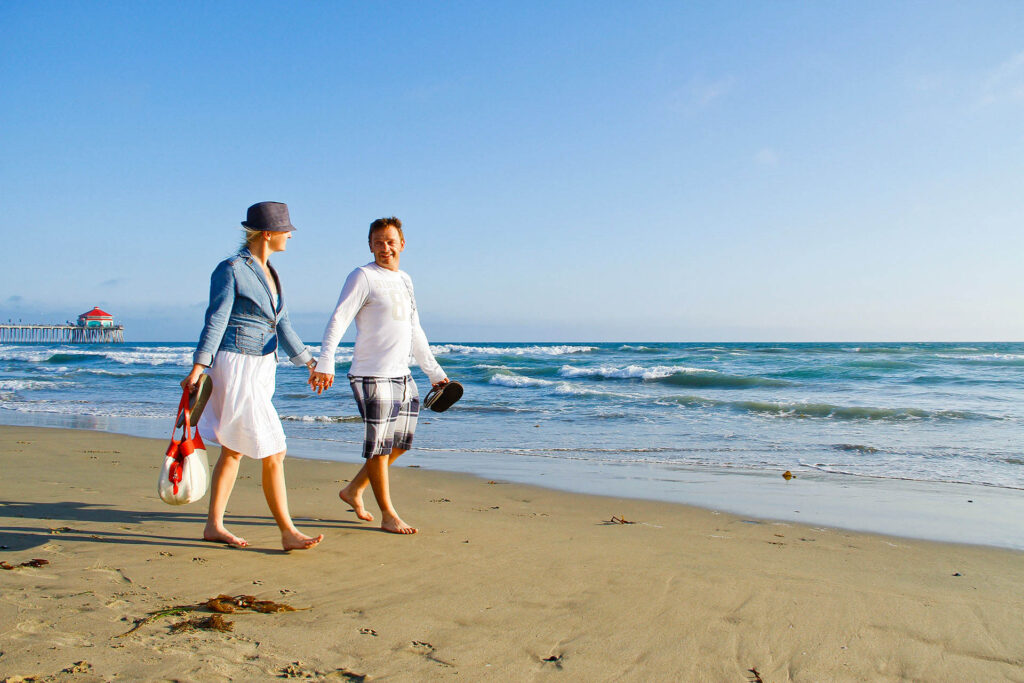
[192,248,313,367]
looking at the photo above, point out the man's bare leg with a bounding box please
[365,451,416,534]
[204,446,248,547]
[340,448,407,522]
[339,463,374,521]
[261,451,323,551]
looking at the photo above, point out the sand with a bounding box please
[1,425,1022,682]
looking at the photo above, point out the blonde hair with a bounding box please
[241,227,264,250]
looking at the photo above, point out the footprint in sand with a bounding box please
[410,641,455,667]
[16,618,48,634]
[88,565,132,584]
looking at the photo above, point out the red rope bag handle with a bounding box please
[165,389,196,495]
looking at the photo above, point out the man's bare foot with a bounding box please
[203,526,248,548]
[381,515,417,535]
[339,487,374,522]
[282,530,324,551]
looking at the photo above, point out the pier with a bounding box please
[0,307,125,344]
[0,324,125,343]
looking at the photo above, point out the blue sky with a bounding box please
[2,1,1023,341]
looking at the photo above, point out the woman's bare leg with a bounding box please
[261,451,323,551]
[204,446,248,547]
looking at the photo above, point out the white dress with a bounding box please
[199,350,286,459]
[198,291,286,459]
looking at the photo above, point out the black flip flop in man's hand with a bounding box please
[424,378,463,412]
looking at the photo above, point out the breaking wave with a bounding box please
[558,364,790,388]
[432,344,596,356]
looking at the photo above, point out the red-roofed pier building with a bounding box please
[78,307,115,328]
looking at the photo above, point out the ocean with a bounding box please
[2,341,1023,546]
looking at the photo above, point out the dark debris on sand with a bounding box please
[541,654,564,670]
[604,515,636,525]
[61,660,92,674]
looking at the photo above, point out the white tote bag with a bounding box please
[159,389,210,505]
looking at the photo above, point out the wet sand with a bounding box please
[1,425,1022,681]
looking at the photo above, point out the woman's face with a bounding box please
[267,230,292,253]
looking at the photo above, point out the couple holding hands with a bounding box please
[181,202,450,550]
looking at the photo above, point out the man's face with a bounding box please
[369,226,405,271]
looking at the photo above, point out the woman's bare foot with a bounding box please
[282,530,324,551]
[203,525,248,548]
[339,487,374,522]
[381,515,417,535]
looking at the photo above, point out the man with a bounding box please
[309,217,448,534]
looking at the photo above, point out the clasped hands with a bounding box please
[308,369,334,395]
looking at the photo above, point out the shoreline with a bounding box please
[1,425,1022,680]
[2,414,1023,550]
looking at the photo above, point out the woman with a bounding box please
[181,201,322,551]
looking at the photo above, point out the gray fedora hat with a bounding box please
[241,201,296,231]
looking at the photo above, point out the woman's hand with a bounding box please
[432,377,449,389]
[309,371,334,395]
[181,364,206,392]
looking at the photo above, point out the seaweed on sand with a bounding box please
[205,594,299,614]
[0,558,49,570]
[169,614,233,633]
[116,594,307,637]
[115,607,193,637]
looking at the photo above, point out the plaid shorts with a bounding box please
[348,375,420,459]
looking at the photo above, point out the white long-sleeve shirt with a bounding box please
[315,263,446,384]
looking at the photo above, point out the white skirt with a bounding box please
[199,350,286,459]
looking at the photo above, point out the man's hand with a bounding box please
[309,371,334,395]
[432,377,449,390]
